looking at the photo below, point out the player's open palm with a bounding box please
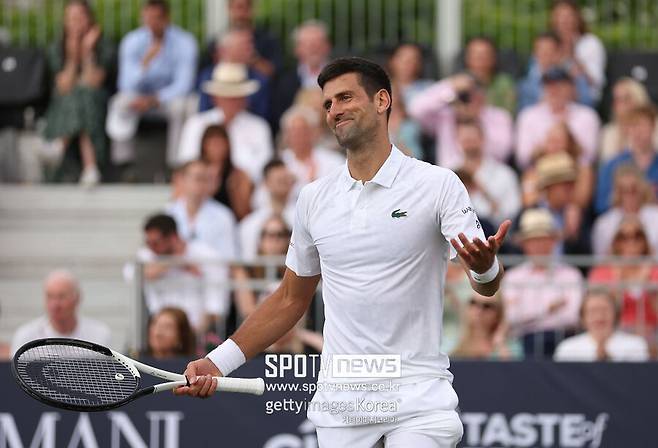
[174,357,222,399]
[451,219,511,273]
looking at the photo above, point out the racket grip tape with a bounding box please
[215,377,265,395]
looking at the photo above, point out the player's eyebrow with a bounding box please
[323,90,355,110]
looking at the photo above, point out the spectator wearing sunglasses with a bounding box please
[451,293,521,360]
[234,215,292,318]
[589,216,658,340]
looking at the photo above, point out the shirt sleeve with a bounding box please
[407,79,455,133]
[436,170,486,260]
[156,33,198,103]
[117,32,145,93]
[285,187,321,276]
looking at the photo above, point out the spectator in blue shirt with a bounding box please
[517,32,592,112]
[105,0,198,169]
[197,28,270,120]
[595,105,658,214]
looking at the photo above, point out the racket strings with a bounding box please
[15,344,139,407]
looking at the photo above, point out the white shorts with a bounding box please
[316,410,463,448]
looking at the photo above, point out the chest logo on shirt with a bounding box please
[391,209,408,218]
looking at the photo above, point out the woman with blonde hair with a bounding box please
[451,293,521,360]
[600,77,658,163]
[591,164,658,256]
[522,121,594,208]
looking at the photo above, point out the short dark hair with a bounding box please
[263,158,286,179]
[466,35,497,50]
[317,57,392,117]
[144,213,177,236]
[143,0,169,14]
[534,30,561,46]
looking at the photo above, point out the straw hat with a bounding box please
[202,62,260,98]
[536,152,577,189]
[517,208,558,241]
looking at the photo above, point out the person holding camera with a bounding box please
[408,72,512,169]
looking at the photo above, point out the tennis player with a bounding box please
[175,57,510,447]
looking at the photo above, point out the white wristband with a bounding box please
[470,257,500,284]
[206,338,246,376]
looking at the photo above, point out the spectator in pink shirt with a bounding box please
[515,66,600,170]
[502,208,584,357]
[408,72,513,169]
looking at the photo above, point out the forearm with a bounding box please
[231,285,313,359]
[469,260,504,297]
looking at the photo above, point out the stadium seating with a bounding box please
[0,185,169,350]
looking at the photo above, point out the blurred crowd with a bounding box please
[4,0,658,362]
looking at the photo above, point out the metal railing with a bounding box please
[132,254,658,360]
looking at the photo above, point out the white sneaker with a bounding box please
[79,166,100,187]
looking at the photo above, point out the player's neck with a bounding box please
[346,136,392,183]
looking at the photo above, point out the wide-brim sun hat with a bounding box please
[202,62,260,98]
[516,208,559,241]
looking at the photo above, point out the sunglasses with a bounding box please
[615,230,646,242]
[469,299,497,310]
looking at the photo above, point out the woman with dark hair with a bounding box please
[549,0,606,102]
[42,0,114,186]
[464,36,516,113]
[387,43,433,106]
[199,124,253,220]
[589,216,658,338]
[147,307,197,359]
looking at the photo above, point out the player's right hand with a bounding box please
[174,358,223,398]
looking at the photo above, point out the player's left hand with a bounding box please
[451,219,511,273]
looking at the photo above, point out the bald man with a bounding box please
[11,270,111,355]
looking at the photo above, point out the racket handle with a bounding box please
[215,377,265,395]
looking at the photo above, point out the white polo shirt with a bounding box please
[286,146,484,425]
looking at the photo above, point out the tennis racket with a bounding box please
[12,338,265,412]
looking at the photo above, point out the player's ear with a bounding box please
[375,89,391,115]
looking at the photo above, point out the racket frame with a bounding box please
[12,338,265,412]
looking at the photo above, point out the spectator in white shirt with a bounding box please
[136,214,230,334]
[279,104,345,195]
[454,118,521,226]
[166,160,239,261]
[554,288,649,362]
[11,270,111,356]
[241,159,296,261]
[177,62,273,182]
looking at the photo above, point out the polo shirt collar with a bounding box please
[340,145,404,191]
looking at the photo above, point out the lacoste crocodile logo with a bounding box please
[391,209,408,218]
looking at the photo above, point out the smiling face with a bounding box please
[582,293,616,339]
[322,73,387,149]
